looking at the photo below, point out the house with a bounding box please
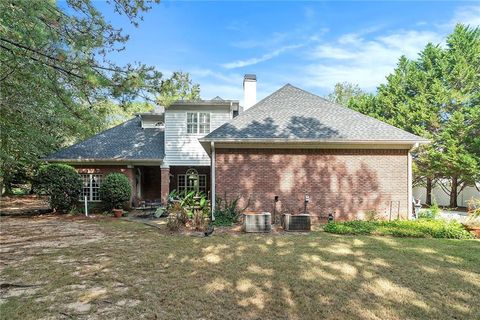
[47,74,428,221]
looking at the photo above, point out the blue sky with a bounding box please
[93,1,479,104]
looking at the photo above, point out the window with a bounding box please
[187,112,198,134]
[199,113,210,134]
[177,169,207,194]
[80,174,103,202]
[186,112,210,134]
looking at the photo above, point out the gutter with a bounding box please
[199,138,430,144]
[45,158,163,164]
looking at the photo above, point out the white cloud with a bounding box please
[221,44,303,69]
[302,29,443,90]
[448,5,480,28]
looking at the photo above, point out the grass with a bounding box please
[0,216,479,319]
[324,219,474,239]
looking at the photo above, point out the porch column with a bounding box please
[126,165,136,209]
[160,165,170,204]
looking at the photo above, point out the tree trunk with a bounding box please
[449,176,458,208]
[426,178,432,205]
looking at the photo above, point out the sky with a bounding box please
[92,1,479,105]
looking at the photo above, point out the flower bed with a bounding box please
[323,219,474,239]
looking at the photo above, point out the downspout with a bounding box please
[407,143,417,219]
[211,141,216,221]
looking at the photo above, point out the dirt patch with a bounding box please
[0,195,50,216]
[0,216,105,272]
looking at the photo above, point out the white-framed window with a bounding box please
[199,113,210,134]
[80,174,103,202]
[186,112,210,134]
[177,169,207,194]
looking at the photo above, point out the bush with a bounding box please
[166,202,188,231]
[324,219,473,239]
[36,164,82,213]
[100,173,131,210]
[213,196,244,226]
[418,203,440,220]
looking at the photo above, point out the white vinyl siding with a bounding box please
[164,108,232,166]
[80,174,102,202]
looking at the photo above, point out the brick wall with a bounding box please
[74,165,137,207]
[215,148,409,222]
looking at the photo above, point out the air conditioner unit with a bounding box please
[243,212,271,233]
[283,214,311,231]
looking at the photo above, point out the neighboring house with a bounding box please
[47,74,427,221]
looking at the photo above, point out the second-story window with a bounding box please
[187,112,210,134]
[187,112,198,133]
[199,113,210,134]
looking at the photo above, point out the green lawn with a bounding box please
[1,216,479,319]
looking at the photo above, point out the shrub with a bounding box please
[35,164,82,213]
[324,219,473,239]
[418,203,440,220]
[467,198,480,219]
[166,202,188,231]
[213,196,245,226]
[100,173,131,210]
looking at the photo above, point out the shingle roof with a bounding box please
[46,117,164,161]
[202,84,427,143]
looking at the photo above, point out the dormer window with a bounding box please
[187,112,210,134]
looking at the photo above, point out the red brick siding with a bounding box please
[215,149,409,221]
[74,165,137,207]
[160,167,170,203]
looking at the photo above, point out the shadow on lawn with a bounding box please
[141,231,480,320]
[1,218,479,319]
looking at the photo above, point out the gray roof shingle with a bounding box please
[202,84,427,142]
[46,117,164,161]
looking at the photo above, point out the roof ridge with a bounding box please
[283,84,425,139]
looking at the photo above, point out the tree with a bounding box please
[157,72,200,107]
[326,82,365,106]
[344,24,480,207]
[0,1,200,194]
[35,164,82,212]
[100,173,132,210]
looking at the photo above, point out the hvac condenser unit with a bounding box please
[283,214,311,231]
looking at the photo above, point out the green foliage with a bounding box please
[157,72,201,107]
[213,196,243,226]
[35,164,82,213]
[166,202,188,231]
[324,219,474,239]
[418,203,441,220]
[325,82,366,106]
[100,173,131,210]
[344,24,480,207]
[0,1,200,195]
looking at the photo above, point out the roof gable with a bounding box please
[202,84,426,143]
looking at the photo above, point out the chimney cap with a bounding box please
[244,74,257,81]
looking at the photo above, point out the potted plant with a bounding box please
[113,208,123,218]
[100,173,132,218]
